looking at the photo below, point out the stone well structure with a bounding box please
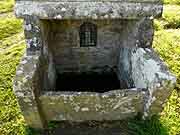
[13,0,176,129]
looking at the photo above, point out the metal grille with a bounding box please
[79,22,97,47]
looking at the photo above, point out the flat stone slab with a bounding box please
[15,1,163,19]
[39,89,145,121]
[15,0,162,2]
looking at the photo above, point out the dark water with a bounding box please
[56,72,120,92]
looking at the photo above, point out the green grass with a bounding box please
[153,29,180,79]
[163,5,180,29]
[128,116,169,135]
[153,29,180,135]
[0,40,26,134]
[0,17,23,40]
[0,0,180,135]
[154,5,180,30]
[164,0,180,5]
[0,11,26,135]
[0,0,14,14]
[161,90,180,135]
[0,32,24,50]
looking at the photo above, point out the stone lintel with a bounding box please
[15,1,163,19]
[15,0,162,2]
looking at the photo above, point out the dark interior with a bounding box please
[55,72,120,92]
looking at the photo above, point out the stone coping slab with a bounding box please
[15,1,163,19]
[15,0,162,3]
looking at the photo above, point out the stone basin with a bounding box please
[13,0,176,129]
[13,47,176,128]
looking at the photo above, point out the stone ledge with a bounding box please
[15,0,162,3]
[15,1,163,19]
[39,89,145,121]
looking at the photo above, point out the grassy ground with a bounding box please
[0,0,180,135]
[0,0,14,14]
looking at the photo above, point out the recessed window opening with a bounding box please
[80,22,97,47]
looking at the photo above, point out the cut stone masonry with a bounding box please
[13,0,176,129]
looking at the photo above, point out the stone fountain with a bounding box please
[13,0,176,129]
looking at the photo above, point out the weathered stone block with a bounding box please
[13,0,176,129]
[15,1,163,19]
[39,89,145,121]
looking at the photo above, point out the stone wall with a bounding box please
[43,18,153,74]
[45,20,125,73]
[130,48,176,117]
[40,89,145,121]
[13,54,46,129]
[41,21,56,90]
[117,46,176,117]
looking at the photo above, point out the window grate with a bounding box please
[79,22,97,47]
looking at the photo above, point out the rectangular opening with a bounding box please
[55,72,121,93]
[42,20,136,93]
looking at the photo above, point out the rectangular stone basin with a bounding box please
[13,46,176,129]
[40,63,145,121]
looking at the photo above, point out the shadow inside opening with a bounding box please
[48,120,130,135]
[55,72,121,92]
